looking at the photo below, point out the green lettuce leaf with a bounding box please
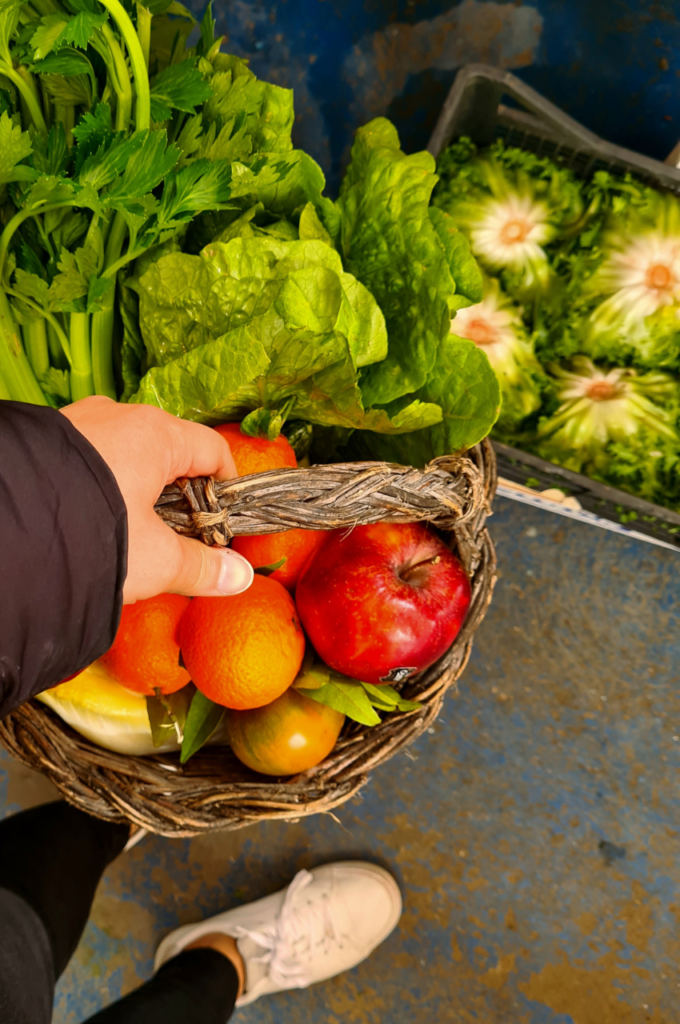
[202,54,294,156]
[349,337,500,465]
[428,206,482,309]
[129,236,438,432]
[131,236,387,370]
[130,322,271,420]
[324,119,463,407]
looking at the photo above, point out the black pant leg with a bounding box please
[0,888,54,1024]
[83,950,240,1024]
[0,801,129,977]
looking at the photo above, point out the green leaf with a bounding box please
[197,0,217,55]
[197,114,251,164]
[0,111,36,186]
[104,130,180,206]
[118,275,145,400]
[175,112,204,162]
[128,237,441,433]
[130,323,271,419]
[253,151,325,217]
[72,103,112,149]
[202,59,294,156]
[253,556,286,576]
[30,123,67,177]
[146,685,195,748]
[298,201,333,245]
[428,206,483,308]
[47,248,88,310]
[41,73,91,106]
[180,690,225,763]
[74,225,103,279]
[297,678,381,726]
[87,274,113,311]
[13,268,48,307]
[40,366,71,403]
[361,682,422,712]
[336,272,387,369]
[241,398,295,439]
[351,337,500,465]
[150,59,213,122]
[25,175,77,208]
[78,132,146,192]
[158,157,233,225]
[55,10,107,50]
[33,48,97,101]
[31,14,69,60]
[332,119,457,406]
[274,264,342,333]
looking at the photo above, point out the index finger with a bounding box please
[168,416,238,483]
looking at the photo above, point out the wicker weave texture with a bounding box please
[0,443,497,837]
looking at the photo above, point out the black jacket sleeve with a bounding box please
[0,401,127,719]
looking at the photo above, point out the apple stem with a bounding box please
[400,554,441,583]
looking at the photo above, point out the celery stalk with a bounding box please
[0,289,47,405]
[24,319,50,382]
[70,312,95,401]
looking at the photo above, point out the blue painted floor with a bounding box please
[2,496,680,1023]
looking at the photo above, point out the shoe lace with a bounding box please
[232,870,340,990]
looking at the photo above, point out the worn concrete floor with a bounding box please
[2,496,679,1023]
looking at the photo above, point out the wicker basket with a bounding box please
[0,444,497,837]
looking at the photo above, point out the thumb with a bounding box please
[169,535,254,598]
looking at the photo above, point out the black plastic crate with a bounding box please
[428,65,680,551]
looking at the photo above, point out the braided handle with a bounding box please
[154,453,492,547]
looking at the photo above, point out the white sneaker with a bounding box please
[155,861,402,1007]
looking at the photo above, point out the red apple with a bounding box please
[296,522,471,685]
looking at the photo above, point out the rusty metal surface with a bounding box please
[2,496,679,1022]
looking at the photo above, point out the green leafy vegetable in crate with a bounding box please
[435,136,680,513]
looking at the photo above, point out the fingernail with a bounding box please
[217,549,254,595]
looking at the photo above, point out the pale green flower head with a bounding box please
[538,356,677,455]
[451,279,542,424]
[585,193,680,354]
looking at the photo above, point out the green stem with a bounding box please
[98,0,150,130]
[47,320,68,368]
[136,4,152,69]
[92,213,127,398]
[0,289,47,404]
[1,65,47,134]
[0,201,77,283]
[70,312,94,400]
[4,289,72,365]
[29,0,61,15]
[100,24,132,132]
[55,103,75,147]
[24,319,49,381]
[40,81,53,130]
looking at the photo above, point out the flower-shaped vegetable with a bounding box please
[452,280,542,425]
[434,139,586,300]
[538,356,677,457]
[580,194,680,367]
[469,193,552,287]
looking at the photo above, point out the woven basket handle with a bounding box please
[154,452,492,548]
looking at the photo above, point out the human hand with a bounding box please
[60,397,253,604]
